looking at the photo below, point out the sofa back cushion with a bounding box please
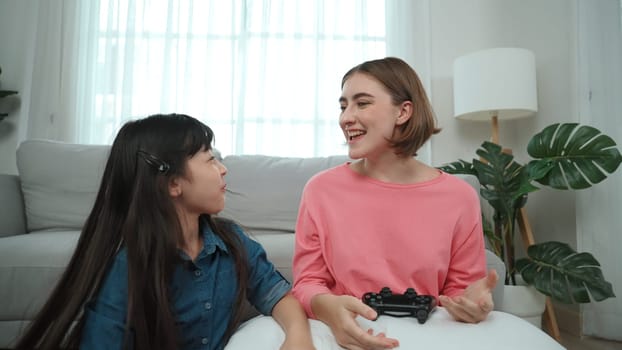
[219,155,350,233]
[15,139,486,239]
[16,140,110,232]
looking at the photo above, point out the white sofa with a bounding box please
[0,139,509,348]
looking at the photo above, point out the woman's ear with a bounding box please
[395,101,413,126]
[169,177,182,197]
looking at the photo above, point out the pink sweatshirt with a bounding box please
[291,163,486,318]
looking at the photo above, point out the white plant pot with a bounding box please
[498,283,546,328]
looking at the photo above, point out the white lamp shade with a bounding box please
[453,47,538,121]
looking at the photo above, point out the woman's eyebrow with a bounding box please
[339,92,374,103]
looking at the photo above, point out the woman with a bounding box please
[16,114,315,350]
[292,57,498,350]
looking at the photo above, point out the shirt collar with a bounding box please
[199,215,229,254]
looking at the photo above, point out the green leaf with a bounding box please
[527,123,622,189]
[0,90,18,98]
[437,160,476,176]
[473,142,538,220]
[516,241,615,303]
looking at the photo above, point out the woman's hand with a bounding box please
[439,269,498,323]
[311,294,399,350]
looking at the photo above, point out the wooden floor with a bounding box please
[560,331,622,350]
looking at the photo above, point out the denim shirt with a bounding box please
[80,219,290,350]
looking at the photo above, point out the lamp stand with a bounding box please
[491,115,499,144]
[490,126,562,342]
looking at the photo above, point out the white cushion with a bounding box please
[225,309,564,350]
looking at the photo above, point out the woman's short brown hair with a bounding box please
[342,57,441,157]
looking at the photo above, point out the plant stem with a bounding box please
[504,219,516,285]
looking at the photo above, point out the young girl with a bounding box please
[16,114,315,350]
[291,57,498,349]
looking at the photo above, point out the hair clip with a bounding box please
[137,150,170,174]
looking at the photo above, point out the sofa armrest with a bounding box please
[0,174,27,237]
[485,249,506,310]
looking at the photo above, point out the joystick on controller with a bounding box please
[362,287,436,324]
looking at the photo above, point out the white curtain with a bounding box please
[576,0,622,340]
[26,0,81,142]
[24,0,433,161]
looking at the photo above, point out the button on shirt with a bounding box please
[81,219,290,350]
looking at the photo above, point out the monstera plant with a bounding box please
[439,123,620,304]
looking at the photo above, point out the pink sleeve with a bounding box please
[442,191,487,297]
[291,190,334,318]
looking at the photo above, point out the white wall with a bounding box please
[426,0,582,327]
[576,0,622,340]
[428,0,578,253]
[427,0,621,336]
[428,0,581,255]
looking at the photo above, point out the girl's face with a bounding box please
[170,148,228,216]
[339,72,410,160]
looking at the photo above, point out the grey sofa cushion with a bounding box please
[252,232,295,282]
[219,155,349,233]
[0,174,26,237]
[0,231,79,319]
[16,140,109,232]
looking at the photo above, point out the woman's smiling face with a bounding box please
[339,72,405,160]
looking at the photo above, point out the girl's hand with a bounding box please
[279,336,316,350]
[439,269,498,323]
[272,294,316,350]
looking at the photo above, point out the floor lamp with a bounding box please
[453,47,537,145]
[453,47,561,341]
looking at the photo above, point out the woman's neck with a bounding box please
[352,154,438,184]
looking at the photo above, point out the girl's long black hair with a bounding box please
[15,114,249,350]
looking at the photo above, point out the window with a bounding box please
[76,0,387,157]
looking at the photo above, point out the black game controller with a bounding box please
[362,287,437,324]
